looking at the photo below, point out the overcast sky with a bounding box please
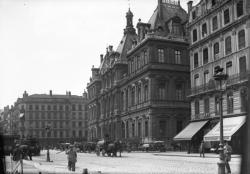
[0,0,199,109]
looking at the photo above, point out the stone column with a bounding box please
[148,115,153,141]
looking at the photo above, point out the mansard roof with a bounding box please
[148,1,188,30]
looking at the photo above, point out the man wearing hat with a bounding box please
[66,145,77,171]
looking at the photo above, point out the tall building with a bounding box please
[14,90,88,146]
[87,0,190,148]
[174,0,250,153]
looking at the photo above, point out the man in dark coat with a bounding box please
[66,145,77,171]
[224,141,232,174]
[199,140,205,158]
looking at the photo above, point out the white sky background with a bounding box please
[0,0,199,108]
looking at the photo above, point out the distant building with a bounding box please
[14,90,88,146]
[86,0,190,148]
[174,0,250,153]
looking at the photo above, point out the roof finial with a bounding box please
[128,0,130,9]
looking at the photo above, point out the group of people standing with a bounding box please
[199,140,232,174]
[12,144,32,161]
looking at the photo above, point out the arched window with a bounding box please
[238,30,245,49]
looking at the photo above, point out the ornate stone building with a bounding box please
[87,0,190,147]
[175,0,250,153]
[14,90,88,146]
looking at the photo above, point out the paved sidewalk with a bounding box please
[153,151,241,158]
[8,150,241,174]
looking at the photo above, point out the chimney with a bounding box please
[100,54,104,63]
[23,91,28,98]
[187,1,193,14]
[158,0,163,20]
[109,45,113,52]
[83,90,87,99]
[49,90,52,96]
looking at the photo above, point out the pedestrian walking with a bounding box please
[27,147,32,160]
[66,145,77,171]
[224,141,232,174]
[199,140,205,158]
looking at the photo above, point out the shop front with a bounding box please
[204,116,246,154]
[173,120,209,153]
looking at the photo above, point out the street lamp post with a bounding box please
[45,124,51,162]
[213,66,228,174]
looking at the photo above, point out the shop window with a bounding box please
[225,36,232,55]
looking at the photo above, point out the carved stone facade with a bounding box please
[86,0,190,147]
[187,0,250,153]
[14,90,88,146]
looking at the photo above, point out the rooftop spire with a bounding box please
[124,7,135,34]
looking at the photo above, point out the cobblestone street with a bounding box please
[6,150,242,174]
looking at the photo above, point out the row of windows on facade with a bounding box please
[121,82,185,108]
[193,30,246,69]
[27,130,83,138]
[193,56,247,87]
[27,121,83,128]
[26,112,83,120]
[194,88,248,116]
[27,104,83,111]
[128,49,182,74]
[192,0,244,38]
[120,120,183,138]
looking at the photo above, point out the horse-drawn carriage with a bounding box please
[96,140,122,157]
